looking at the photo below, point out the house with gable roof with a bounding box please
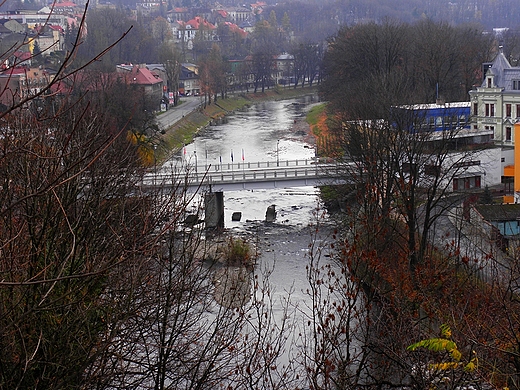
[469,48,520,146]
[0,65,56,109]
[468,49,520,202]
[0,67,27,108]
[116,64,164,110]
[167,7,190,22]
[213,6,252,24]
[173,16,216,43]
[31,25,64,54]
[179,63,200,96]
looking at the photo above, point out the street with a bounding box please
[156,96,202,130]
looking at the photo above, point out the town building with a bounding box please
[468,49,520,202]
[116,64,164,110]
[0,66,56,109]
[172,16,216,43]
[179,63,200,96]
[0,11,70,30]
[469,48,520,146]
[394,101,504,193]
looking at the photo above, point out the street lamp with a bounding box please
[193,150,197,173]
[153,144,157,186]
[276,139,280,166]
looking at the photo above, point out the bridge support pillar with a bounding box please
[204,191,224,229]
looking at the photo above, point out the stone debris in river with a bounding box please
[265,204,276,222]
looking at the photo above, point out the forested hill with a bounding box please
[5,0,520,30]
[322,0,517,29]
[269,0,518,34]
[4,0,518,31]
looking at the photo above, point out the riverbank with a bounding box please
[159,85,319,161]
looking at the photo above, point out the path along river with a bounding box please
[165,94,336,330]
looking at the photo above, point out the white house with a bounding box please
[469,49,520,146]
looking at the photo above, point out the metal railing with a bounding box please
[145,159,344,188]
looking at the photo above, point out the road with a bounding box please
[156,96,202,130]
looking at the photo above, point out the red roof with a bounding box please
[251,2,266,9]
[0,66,27,76]
[14,51,31,61]
[129,65,162,85]
[50,67,162,95]
[49,25,64,33]
[223,21,247,38]
[180,16,215,30]
[54,1,77,7]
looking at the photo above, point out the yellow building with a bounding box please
[503,124,520,203]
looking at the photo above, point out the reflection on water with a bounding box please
[173,96,319,168]
[166,95,342,383]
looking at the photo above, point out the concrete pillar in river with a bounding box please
[265,204,276,222]
[204,192,224,229]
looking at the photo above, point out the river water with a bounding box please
[165,95,338,378]
[170,95,325,228]
[168,96,335,299]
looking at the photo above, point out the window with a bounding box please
[487,77,492,88]
[403,163,417,173]
[485,126,495,139]
[485,103,495,117]
[473,102,478,116]
[454,160,481,168]
[507,127,512,141]
[513,80,520,90]
[453,176,482,190]
[506,104,512,117]
[424,164,441,176]
[517,104,520,117]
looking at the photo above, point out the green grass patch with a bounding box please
[306,103,326,125]
[160,111,208,154]
[306,103,327,136]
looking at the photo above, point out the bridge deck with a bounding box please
[143,159,346,191]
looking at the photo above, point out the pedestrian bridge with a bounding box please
[143,159,346,192]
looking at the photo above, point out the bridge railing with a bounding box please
[171,158,335,173]
[146,159,344,188]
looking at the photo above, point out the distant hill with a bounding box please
[1,0,517,31]
[255,0,519,44]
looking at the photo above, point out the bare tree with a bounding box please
[159,42,182,107]
[250,21,278,93]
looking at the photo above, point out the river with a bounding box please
[169,95,326,229]
[169,96,334,308]
[164,95,339,380]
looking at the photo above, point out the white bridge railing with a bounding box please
[144,159,345,190]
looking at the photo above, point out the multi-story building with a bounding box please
[172,16,216,43]
[116,64,164,110]
[179,63,200,96]
[468,49,520,201]
[394,102,503,192]
[469,49,520,146]
[0,11,69,30]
